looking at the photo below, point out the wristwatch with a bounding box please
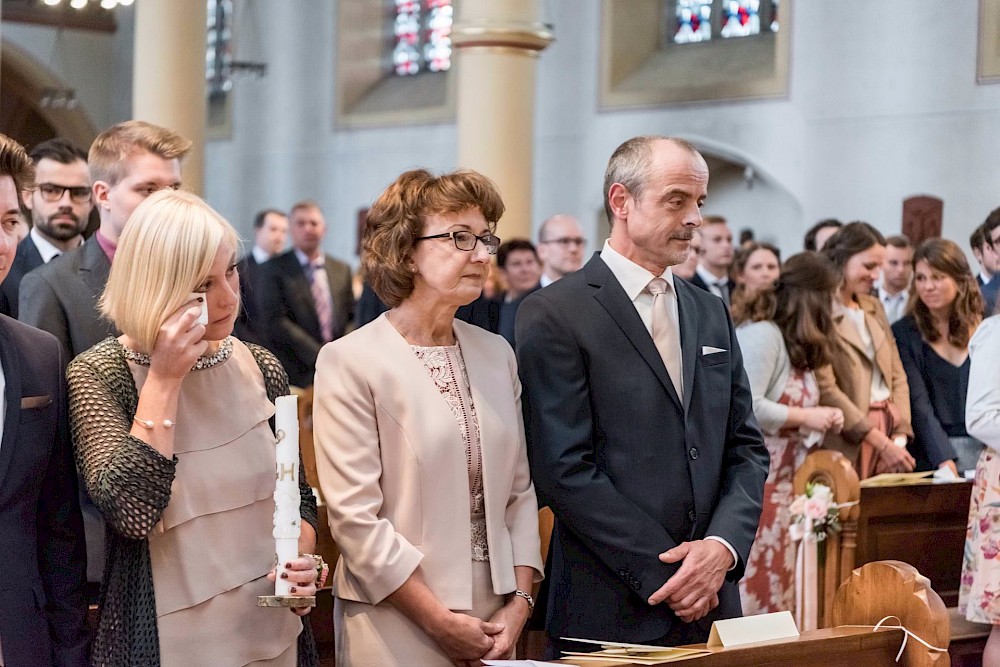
[513,589,535,612]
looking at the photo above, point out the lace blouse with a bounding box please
[410,343,489,561]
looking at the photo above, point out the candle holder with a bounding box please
[258,400,317,610]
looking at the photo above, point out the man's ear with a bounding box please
[607,183,630,223]
[21,188,33,211]
[92,181,111,212]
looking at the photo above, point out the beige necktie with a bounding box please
[647,277,683,400]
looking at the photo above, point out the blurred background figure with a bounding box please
[878,235,914,325]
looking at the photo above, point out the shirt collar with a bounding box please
[294,248,322,268]
[601,240,675,301]
[695,263,727,287]
[94,229,117,263]
[877,285,906,302]
[30,226,80,263]
[251,245,271,264]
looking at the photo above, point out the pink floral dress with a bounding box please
[959,448,1000,624]
[739,368,819,615]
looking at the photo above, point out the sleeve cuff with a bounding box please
[705,535,738,572]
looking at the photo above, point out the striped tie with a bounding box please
[308,260,334,342]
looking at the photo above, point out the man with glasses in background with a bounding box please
[0,139,91,318]
[537,214,586,286]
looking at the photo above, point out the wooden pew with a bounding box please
[792,449,861,628]
[555,560,949,667]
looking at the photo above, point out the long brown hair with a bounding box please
[737,252,839,370]
[909,238,982,347]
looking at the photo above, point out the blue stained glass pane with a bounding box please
[721,0,761,39]
[674,0,712,44]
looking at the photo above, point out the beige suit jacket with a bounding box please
[817,293,913,463]
[312,314,542,610]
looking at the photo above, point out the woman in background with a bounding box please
[730,241,781,325]
[892,238,983,476]
[818,222,914,478]
[734,252,843,614]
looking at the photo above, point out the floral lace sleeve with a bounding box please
[67,339,177,540]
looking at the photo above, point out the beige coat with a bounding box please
[816,292,913,464]
[312,314,542,611]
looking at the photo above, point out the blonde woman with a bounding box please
[67,190,319,666]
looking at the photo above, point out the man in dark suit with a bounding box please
[0,132,88,667]
[234,208,288,344]
[516,136,768,656]
[258,200,353,387]
[977,211,1000,316]
[0,139,91,318]
[19,121,191,598]
[690,215,734,306]
[494,238,541,348]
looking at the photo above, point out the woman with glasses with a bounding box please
[312,169,543,666]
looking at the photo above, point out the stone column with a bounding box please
[132,0,206,194]
[452,0,552,241]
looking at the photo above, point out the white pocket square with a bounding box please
[702,346,726,355]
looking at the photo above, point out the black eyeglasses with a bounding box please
[37,183,92,204]
[415,230,501,255]
[540,237,587,248]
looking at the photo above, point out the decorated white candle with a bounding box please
[273,395,301,597]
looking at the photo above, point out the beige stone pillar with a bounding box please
[452,0,552,241]
[132,0,206,195]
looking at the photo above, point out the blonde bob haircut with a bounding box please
[101,189,240,353]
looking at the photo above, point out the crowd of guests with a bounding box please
[2,121,1000,666]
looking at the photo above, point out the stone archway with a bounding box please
[1,40,97,149]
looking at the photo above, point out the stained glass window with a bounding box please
[669,0,777,44]
[720,0,760,39]
[392,0,453,76]
[674,0,712,44]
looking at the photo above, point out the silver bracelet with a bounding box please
[513,589,534,611]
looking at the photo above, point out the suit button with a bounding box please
[689,447,699,460]
[688,510,697,522]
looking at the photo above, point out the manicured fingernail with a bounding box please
[197,297,204,302]
[290,587,297,593]
[280,572,288,579]
[285,562,292,569]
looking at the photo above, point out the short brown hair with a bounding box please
[886,234,911,250]
[729,241,781,325]
[290,200,322,217]
[89,120,191,187]
[909,238,982,347]
[363,169,505,307]
[0,133,35,194]
[603,135,699,225]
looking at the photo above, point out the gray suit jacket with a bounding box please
[18,236,118,364]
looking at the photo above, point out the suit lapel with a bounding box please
[676,281,699,417]
[0,318,22,490]
[834,308,868,358]
[862,299,892,378]
[587,257,682,410]
[78,236,112,296]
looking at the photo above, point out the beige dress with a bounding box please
[334,343,505,667]
[127,339,301,666]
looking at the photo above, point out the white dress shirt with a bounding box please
[251,244,270,265]
[30,227,80,264]
[601,241,737,569]
[695,264,729,301]
[877,285,908,325]
[967,315,1000,452]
